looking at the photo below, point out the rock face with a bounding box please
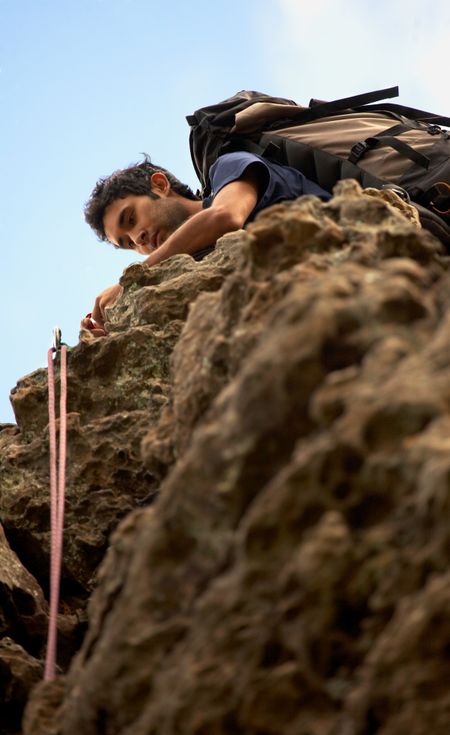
[0,526,46,734]
[1,181,450,734]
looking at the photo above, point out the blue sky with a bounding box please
[1,0,449,422]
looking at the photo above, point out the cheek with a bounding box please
[136,200,156,227]
[136,243,152,255]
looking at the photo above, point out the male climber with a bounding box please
[82,152,330,334]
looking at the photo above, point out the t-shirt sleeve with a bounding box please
[208,151,330,224]
[209,151,270,199]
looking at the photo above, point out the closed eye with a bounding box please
[118,206,135,229]
[117,235,134,250]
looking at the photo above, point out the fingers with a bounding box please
[80,313,107,337]
[81,284,123,338]
[80,315,95,330]
[91,284,123,325]
[92,297,106,328]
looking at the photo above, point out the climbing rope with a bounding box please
[44,328,68,681]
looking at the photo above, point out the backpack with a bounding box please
[187,86,450,245]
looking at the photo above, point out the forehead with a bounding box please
[103,195,141,243]
[103,194,152,245]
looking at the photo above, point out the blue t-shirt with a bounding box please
[193,151,330,261]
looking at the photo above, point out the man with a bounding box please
[82,152,330,334]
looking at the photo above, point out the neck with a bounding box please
[182,196,203,216]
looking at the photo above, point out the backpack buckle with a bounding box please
[349,141,370,164]
[427,124,442,136]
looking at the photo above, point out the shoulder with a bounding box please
[208,152,270,198]
[209,151,268,181]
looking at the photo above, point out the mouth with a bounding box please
[150,231,160,250]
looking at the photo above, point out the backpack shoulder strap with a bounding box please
[283,86,400,126]
[361,102,450,128]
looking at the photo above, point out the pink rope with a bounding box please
[44,345,68,681]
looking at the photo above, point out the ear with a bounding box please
[149,172,171,197]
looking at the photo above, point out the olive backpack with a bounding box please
[187,86,450,246]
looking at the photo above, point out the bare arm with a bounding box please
[84,167,260,330]
[143,168,260,266]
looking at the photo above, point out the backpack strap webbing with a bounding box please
[274,86,400,128]
[361,103,450,128]
[349,122,431,169]
[351,136,430,169]
[310,96,450,128]
[251,134,387,193]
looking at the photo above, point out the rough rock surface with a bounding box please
[1,181,449,734]
[0,526,46,734]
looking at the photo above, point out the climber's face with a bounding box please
[103,173,191,254]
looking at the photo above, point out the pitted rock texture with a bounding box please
[1,181,449,734]
[0,231,246,730]
[0,638,43,735]
[0,525,47,734]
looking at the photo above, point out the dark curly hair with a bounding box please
[84,155,199,243]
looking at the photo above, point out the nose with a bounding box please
[134,229,148,247]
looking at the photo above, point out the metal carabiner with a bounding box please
[52,327,62,352]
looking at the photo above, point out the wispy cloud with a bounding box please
[262,0,450,115]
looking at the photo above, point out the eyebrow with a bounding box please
[118,207,127,229]
[117,206,130,249]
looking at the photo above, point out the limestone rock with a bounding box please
[1,181,449,734]
[0,522,48,655]
[0,638,43,734]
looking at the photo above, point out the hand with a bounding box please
[92,283,123,328]
[80,313,107,337]
[79,284,123,335]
